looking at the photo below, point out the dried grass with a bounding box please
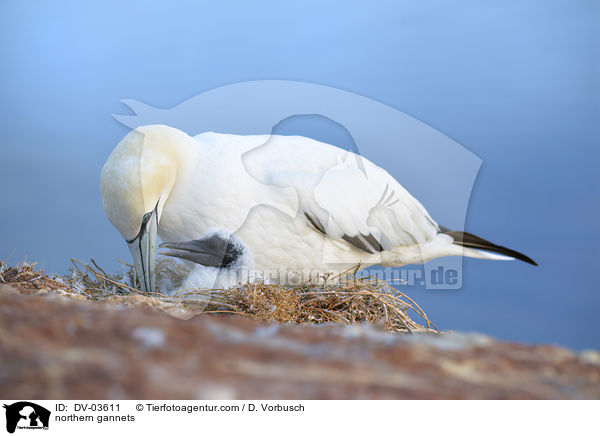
[0,259,438,333]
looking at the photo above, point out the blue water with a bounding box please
[0,1,597,349]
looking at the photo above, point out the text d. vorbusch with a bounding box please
[252,403,304,412]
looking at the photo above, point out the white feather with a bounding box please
[102,125,520,289]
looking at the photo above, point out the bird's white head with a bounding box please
[100,124,193,292]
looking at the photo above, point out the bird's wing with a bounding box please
[301,154,440,253]
[242,134,440,254]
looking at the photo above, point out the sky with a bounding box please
[0,0,598,349]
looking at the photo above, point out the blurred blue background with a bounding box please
[0,1,597,349]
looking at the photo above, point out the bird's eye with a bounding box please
[142,212,152,225]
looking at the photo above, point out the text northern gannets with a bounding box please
[100,125,536,292]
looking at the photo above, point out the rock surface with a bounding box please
[0,285,598,399]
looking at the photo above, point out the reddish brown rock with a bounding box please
[0,286,598,399]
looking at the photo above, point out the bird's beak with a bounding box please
[127,206,158,293]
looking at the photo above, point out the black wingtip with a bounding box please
[442,229,538,266]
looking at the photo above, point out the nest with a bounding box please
[0,259,438,334]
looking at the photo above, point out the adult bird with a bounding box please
[100,125,536,292]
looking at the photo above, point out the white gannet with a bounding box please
[100,124,536,292]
